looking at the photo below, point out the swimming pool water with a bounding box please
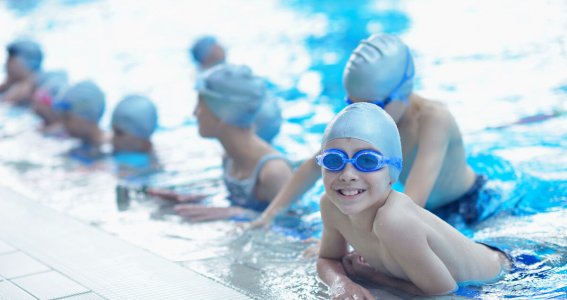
[1,0,566,299]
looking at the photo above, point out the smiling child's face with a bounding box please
[321,137,392,216]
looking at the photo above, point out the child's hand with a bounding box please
[174,204,243,222]
[330,281,376,300]
[234,214,274,232]
[247,215,272,229]
[147,188,207,202]
[342,252,377,282]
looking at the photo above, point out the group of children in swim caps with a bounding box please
[1,34,509,298]
[0,39,158,158]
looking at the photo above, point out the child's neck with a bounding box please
[219,128,268,170]
[82,127,104,148]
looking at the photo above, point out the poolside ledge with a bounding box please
[0,186,250,300]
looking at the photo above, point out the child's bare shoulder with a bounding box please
[418,100,456,128]
[373,192,421,236]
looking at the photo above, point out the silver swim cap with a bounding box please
[7,39,43,72]
[36,71,68,101]
[191,36,219,64]
[195,64,265,128]
[57,81,105,123]
[112,95,158,139]
[343,34,414,103]
[254,96,282,143]
[321,102,402,183]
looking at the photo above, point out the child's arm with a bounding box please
[381,217,458,295]
[318,231,376,300]
[174,204,256,222]
[403,110,452,207]
[0,76,15,93]
[0,82,9,93]
[250,154,321,228]
[342,252,426,296]
[255,159,293,202]
[317,197,376,300]
[1,80,35,104]
[147,189,208,202]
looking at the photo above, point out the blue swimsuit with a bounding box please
[222,153,291,211]
[433,174,494,224]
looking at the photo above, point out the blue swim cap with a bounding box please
[7,40,43,71]
[191,36,220,64]
[321,102,402,183]
[56,81,106,123]
[36,71,68,101]
[343,34,414,102]
[254,96,282,143]
[112,95,158,139]
[196,64,265,128]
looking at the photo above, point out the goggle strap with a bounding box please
[386,157,403,170]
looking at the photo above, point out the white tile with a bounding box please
[0,252,50,279]
[13,271,89,300]
[0,240,16,255]
[59,292,106,300]
[0,281,36,300]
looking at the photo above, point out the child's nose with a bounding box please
[339,163,359,182]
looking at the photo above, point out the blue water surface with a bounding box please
[1,0,566,299]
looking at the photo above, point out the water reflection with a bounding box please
[0,0,566,299]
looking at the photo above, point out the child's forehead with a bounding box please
[323,138,381,152]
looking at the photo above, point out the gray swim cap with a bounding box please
[37,71,68,101]
[191,36,223,64]
[196,64,265,128]
[57,81,106,123]
[343,34,414,102]
[254,96,282,143]
[321,102,402,183]
[7,40,43,71]
[112,95,158,139]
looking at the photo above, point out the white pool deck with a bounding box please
[0,186,250,300]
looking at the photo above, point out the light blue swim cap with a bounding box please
[57,81,105,123]
[191,36,222,64]
[37,71,68,100]
[321,102,402,183]
[196,64,265,128]
[112,95,158,139]
[7,40,43,71]
[254,96,282,143]
[343,34,414,102]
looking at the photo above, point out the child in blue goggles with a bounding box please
[316,148,402,173]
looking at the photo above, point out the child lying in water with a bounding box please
[316,103,510,298]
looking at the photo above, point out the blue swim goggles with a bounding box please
[52,100,72,111]
[345,48,414,109]
[316,148,402,173]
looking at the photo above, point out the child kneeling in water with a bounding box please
[317,103,509,298]
[152,64,293,221]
